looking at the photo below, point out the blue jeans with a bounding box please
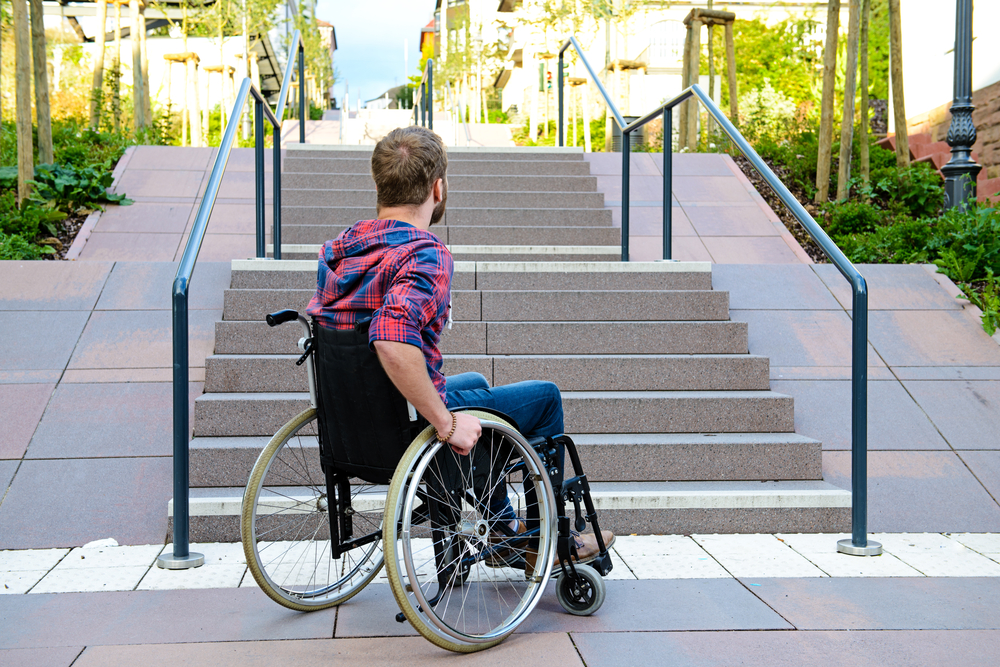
[444,373,565,525]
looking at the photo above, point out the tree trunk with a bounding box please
[190,58,202,147]
[859,0,871,182]
[678,25,691,148]
[140,0,150,122]
[815,0,841,203]
[686,19,701,151]
[130,0,145,130]
[582,81,592,153]
[91,0,107,128]
[725,22,738,123]
[836,0,862,201]
[13,0,34,203]
[113,0,122,132]
[29,0,53,165]
[888,0,909,167]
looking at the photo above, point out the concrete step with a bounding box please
[283,173,599,193]
[203,353,770,393]
[281,189,605,209]
[187,432,821,489]
[227,259,713,291]
[214,320,750,355]
[282,224,621,247]
[168,480,850,541]
[192,390,794,437]
[283,157,593,176]
[280,206,615,227]
[221,288,729,323]
[278,244,621,262]
[285,146,586,161]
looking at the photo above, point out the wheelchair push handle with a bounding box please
[266,309,299,327]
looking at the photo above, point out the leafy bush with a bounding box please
[825,200,882,236]
[738,81,799,144]
[927,204,1000,282]
[861,162,944,218]
[0,190,65,240]
[29,163,133,213]
[0,231,54,260]
[961,269,1000,336]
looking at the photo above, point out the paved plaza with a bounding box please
[2,146,1000,664]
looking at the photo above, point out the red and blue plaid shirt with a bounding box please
[305,219,453,400]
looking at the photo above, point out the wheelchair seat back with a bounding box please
[312,319,424,485]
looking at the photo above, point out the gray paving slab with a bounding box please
[741,577,1000,630]
[608,206,695,236]
[584,152,658,175]
[868,310,1000,366]
[771,380,947,450]
[186,202,265,235]
[113,169,207,200]
[0,460,18,494]
[95,262,231,311]
[0,647,84,667]
[0,588,334,649]
[73,635,582,667]
[66,309,219,371]
[0,457,173,548]
[960,451,1000,503]
[125,145,214,171]
[903,380,1000,450]
[26,382,200,459]
[0,311,89,371]
[682,202,778,236]
[673,176,755,203]
[571,629,1000,667]
[94,202,193,234]
[336,579,791,638]
[174,232,259,263]
[77,232,183,262]
[651,152,737,176]
[732,311,884,371]
[0,261,112,311]
[702,237,804,264]
[0,383,55,459]
[713,265,841,310]
[814,263,962,310]
[823,451,1000,532]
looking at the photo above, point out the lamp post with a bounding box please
[942,0,981,211]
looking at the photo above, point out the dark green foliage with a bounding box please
[0,190,65,240]
[29,164,133,213]
[962,270,1000,336]
[0,232,54,260]
[825,200,881,236]
[859,162,944,218]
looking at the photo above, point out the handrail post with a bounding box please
[298,45,306,143]
[421,83,426,127]
[155,285,204,570]
[621,129,630,262]
[427,59,434,131]
[558,52,564,147]
[272,123,282,260]
[255,97,266,258]
[663,108,672,260]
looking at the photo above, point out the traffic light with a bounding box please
[546,70,552,90]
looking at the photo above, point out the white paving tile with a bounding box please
[30,566,149,593]
[613,535,729,579]
[949,533,1000,555]
[188,542,249,565]
[693,534,828,578]
[137,563,247,590]
[0,548,69,572]
[604,546,637,580]
[54,545,164,569]
[1,570,48,594]
[875,533,1000,577]
[776,533,924,577]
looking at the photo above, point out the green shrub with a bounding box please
[838,217,932,264]
[825,200,882,236]
[961,269,1000,336]
[863,162,944,218]
[29,163,133,213]
[0,231,54,260]
[0,190,65,240]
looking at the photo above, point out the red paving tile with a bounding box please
[701,236,804,263]
[114,169,208,200]
[732,310,884,368]
[0,383,55,459]
[652,152,735,176]
[186,203,264,235]
[712,265,842,309]
[814,263,964,310]
[682,202,779,236]
[673,176,755,203]
[77,232,183,262]
[95,262,231,311]
[126,145,214,171]
[0,311,90,372]
[868,310,1000,367]
[93,202,193,234]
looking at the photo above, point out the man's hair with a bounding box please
[371,126,448,211]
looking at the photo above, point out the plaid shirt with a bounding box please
[305,219,453,400]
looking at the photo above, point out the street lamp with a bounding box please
[942,0,982,210]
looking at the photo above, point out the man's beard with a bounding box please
[429,181,447,226]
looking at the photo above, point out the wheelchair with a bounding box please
[240,309,613,652]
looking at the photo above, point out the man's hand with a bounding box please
[373,339,480,456]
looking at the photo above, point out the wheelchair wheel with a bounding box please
[384,411,557,653]
[241,408,384,611]
[555,565,606,616]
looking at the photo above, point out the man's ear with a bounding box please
[432,178,444,203]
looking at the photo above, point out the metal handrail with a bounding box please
[559,37,879,556]
[159,34,311,569]
[414,58,434,130]
[275,30,307,144]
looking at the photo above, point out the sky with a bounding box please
[315,0,435,107]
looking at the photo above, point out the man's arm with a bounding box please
[373,339,481,455]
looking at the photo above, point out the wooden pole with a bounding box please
[686,19,701,151]
[836,0,862,201]
[90,0,107,128]
[679,24,691,148]
[859,0,871,182]
[130,0,146,130]
[888,0,909,167]
[113,0,122,132]
[29,0,53,164]
[13,0,34,203]
[190,57,202,147]
[725,21,738,123]
[707,1,715,139]
[815,0,840,203]
[582,80,592,153]
[140,0,150,122]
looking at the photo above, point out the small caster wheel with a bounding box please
[556,565,606,616]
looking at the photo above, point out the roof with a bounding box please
[248,32,282,105]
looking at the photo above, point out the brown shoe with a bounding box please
[484,519,529,568]
[524,530,615,578]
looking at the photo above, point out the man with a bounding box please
[305,126,612,566]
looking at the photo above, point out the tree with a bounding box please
[835,0,861,201]
[888,0,908,167]
[90,0,108,128]
[29,0,52,164]
[815,0,840,204]
[12,0,33,202]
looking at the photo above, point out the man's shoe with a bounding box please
[524,530,615,578]
[484,519,529,568]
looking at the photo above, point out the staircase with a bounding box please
[878,133,1000,202]
[175,145,850,541]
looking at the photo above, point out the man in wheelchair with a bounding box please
[304,126,614,573]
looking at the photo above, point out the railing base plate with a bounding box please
[156,552,206,570]
[836,538,883,557]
